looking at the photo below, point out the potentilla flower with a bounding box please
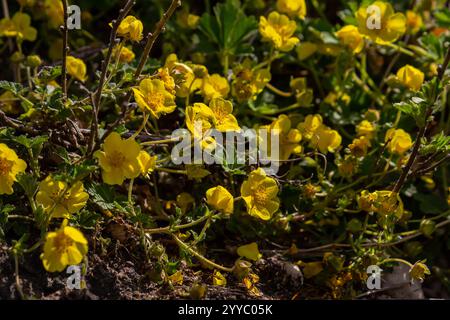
[209,98,240,132]
[0,12,37,41]
[338,155,358,178]
[276,0,307,19]
[36,175,89,218]
[44,0,64,29]
[409,261,430,281]
[132,79,176,119]
[310,125,342,154]
[406,11,423,34]
[40,220,88,272]
[157,67,176,94]
[185,102,216,139]
[94,132,141,185]
[206,185,234,214]
[241,168,280,220]
[66,56,87,82]
[137,150,157,176]
[259,11,299,52]
[261,114,302,161]
[349,136,371,157]
[385,128,413,155]
[297,114,323,140]
[112,45,135,63]
[336,25,365,54]
[117,15,143,42]
[396,65,424,91]
[231,59,271,102]
[201,74,230,102]
[356,120,376,140]
[0,143,27,195]
[356,1,406,44]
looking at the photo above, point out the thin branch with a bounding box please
[61,0,69,102]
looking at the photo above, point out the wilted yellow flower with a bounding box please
[296,42,318,60]
[290,78,313,106]
[157,67,176,94]
[132,79,176,118]
[117,16,143,42]
[373,190,404,217]
[241,168,280,220]
[385,128,412,155]
[232,59,271,102]
[336,25,364,54]
[213,270,227,286]
[112,45,135,63]
[406,11,423,34]
[0,143,27,195]
[262,115,302,161]
[356,1,406,44]
[202,74,230,102]
[44,0,64,29]
[356,120,376,140]
[209,98,240,132]
[206,185,234,214]
[36,176,88,218]
[94,132,141,185]
[168,270,184,285]
[176,192,195,214]
[237,242,262,261]
[66,56,87,82]
[409,261,430,281]
[259,11,299,52]
[310,125,342,154]
[297,114,323,140]
[137,151,157,176]
[0,12,37,41]
[396,65,424,91]
[358,190,377,212]
[338,155,358,178]
[0,91,20,114]
[349,136,371,157]
[40,220,88,272]
[276,0,307,19]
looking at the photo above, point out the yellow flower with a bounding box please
[409,261,430,281]
[349,136,371,157]
[406,11,423,34]
[259,11,299,52]
[373,190,404,217]
[206,186,234,214]
[94,132,141,185]
[132,79,176,118]
[296,42,318,61]
[237,242,262,261]
[117,16,143,42]
[276,0,307,19]
[338,155,358,178]
[164,54,205,97]
[157,67,176,94]
[0,12,37,41]
[40,220,88,272]
[262,115,302,161]
[385,128,413,155]
[202,74,230,102]
[168,270,184,285]
[241,168,280,220]
[310,125,342,154]
[44,0,64,29]
[356,120,376,140]
[0,143,27,195]
[213,270,227,286]
[297,114,323,140]
[209,98,240,132]
[232,59,271,102]
[0,91,20,115]
[396,65,424,91]
[336,25,364,54]
[66,56,87,82]
[137,151,157,176]
[112,45,135,63]
[185,102,216,139]
[358,190,377,212]
[356,1,406,44]
[36,176,89,218]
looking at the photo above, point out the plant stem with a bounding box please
[61,0,69,102]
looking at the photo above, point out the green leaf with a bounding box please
[85,182,117,211]
[0,81,23,95]
[434,8,450,28]
[16,173,38,199]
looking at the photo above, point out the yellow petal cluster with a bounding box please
[259,11,299,52]
[0,143,27,195]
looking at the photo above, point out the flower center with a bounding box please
[0,156,13,176]
[109,151,126,168]
[146,92,164,111]
[53,233,73,253]
[253,185,269,205]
